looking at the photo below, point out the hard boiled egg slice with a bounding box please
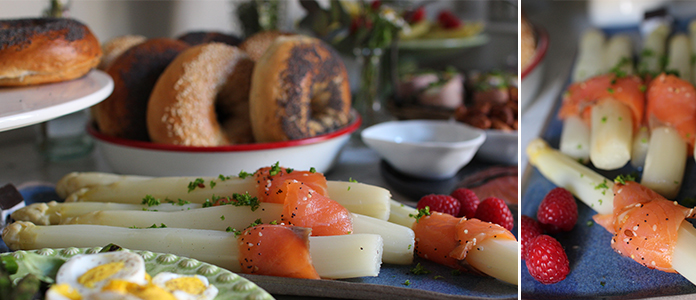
[56,251,148,297]
[46,283,82,300]
[151,272,218,300]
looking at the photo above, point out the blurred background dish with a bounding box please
[520,16,549,112]
[361,119,486,180]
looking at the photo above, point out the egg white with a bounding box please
[151,272,218,300]
[55,251,148,297]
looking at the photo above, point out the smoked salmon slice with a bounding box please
[254,164,328,203]
[558,74,645,129]
[593,181,695,272]
[237,224,320,279]
[646,73,696,149]
[413,212,516,271]
[280,180,353,236]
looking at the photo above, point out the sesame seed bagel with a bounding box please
[249,35,351,142]
[238,30,293,62]
[94,38,189,141]
[147,43,255,146]
[0,18,102,86]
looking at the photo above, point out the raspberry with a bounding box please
[437,10,461,29]
[450,188,480,218]
[474,197,514,231]
[408,7,425,23]
[525,235,570,284]
[537,187,578,233]
[521,216,543,260]
[416,194,461,216]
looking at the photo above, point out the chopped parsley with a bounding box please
[188,178,205,192]
[587,220,594,227]
[231,192,261,211]
[220,215,225,221]
[639,85,647,93]
[601,116,608,123]
[219,174,232,181]
[349,178,358,183]
[408,244,412,250]
[641,138,648,144]
[607,88,615,93]
[141,195,160,207]
[600,281,606,287]
[270,220,278,225]
[286,168,294,173]
[247,218,263,228]
[238,170,254,179]
[614,173,637,185]
[434,275,444,280]
[665,69,681,77]
[410,207,431,223]
[269,162,282,176]
[594,179,609,191]
[309,167,317,173]
[577,144,582,149]
[410,263,431,275]
[403,280,411,286]
[131,223,167,229]
[210,181,217,189]
[609,57,630,78]
[675,181,680,185]
[598,199,603,205]
[226,227,241,237]
[202,199,213,208]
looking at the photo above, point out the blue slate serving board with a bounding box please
[2,184,517,300]
[522,24,696,299]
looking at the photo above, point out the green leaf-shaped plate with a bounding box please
[1,247,273,300]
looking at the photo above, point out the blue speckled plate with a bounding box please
[522,25,696,299]
[2,183,517,300]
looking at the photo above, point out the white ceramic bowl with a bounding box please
[475,130,518,165]
[361,120,486,180]
[89,113,361,177]
[521,25,549,112]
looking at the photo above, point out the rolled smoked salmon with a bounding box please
[593,181,695,272]
[558,74,645,129]
[646,73,696,149]
[238,224,321,279]
[413,212,516,271]
[254,165,328,203]
[280,180,353,236]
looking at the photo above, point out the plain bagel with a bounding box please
[0,18,102,86]
[249,35,351,142]
[147,43,255,146]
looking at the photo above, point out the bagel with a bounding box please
[249,35,351,142]
[238,30,293,61]
[94,38,189,141]
[177,31,242,46]
[147,43,255,146]
[0,18,102,86]
[98,35,147,71]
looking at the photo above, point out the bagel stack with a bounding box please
[92,31,351,147]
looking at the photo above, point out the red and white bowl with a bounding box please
[89,112,361,177]
[521,24,549,111]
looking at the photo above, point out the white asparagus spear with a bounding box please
[630,126,650,169]
[466,238,518,285]
[527,139,614,215]
[604,34,634,75]
[640,127,687,199]
[638,23,669,77]
[2,222,383,279]
[388,199,417,228]
[589,98,634,170]
[56,172,150,199]
[665,34,692,81]
[527,138,696,285]
[57,203,414,265]
[561,29,605,163]
[689,20,696,85]
[12,201,202,225]
[559,116,591,163]
[63,176,391,221]
[573,28,607,82]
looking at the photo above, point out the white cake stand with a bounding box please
[0,70,113,133]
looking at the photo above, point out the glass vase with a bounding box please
[354,47,386,127]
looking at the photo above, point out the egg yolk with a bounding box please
[164,277,207,295]
[78,262,125,288]
[48,283,82,300]
[102,279,177,300]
